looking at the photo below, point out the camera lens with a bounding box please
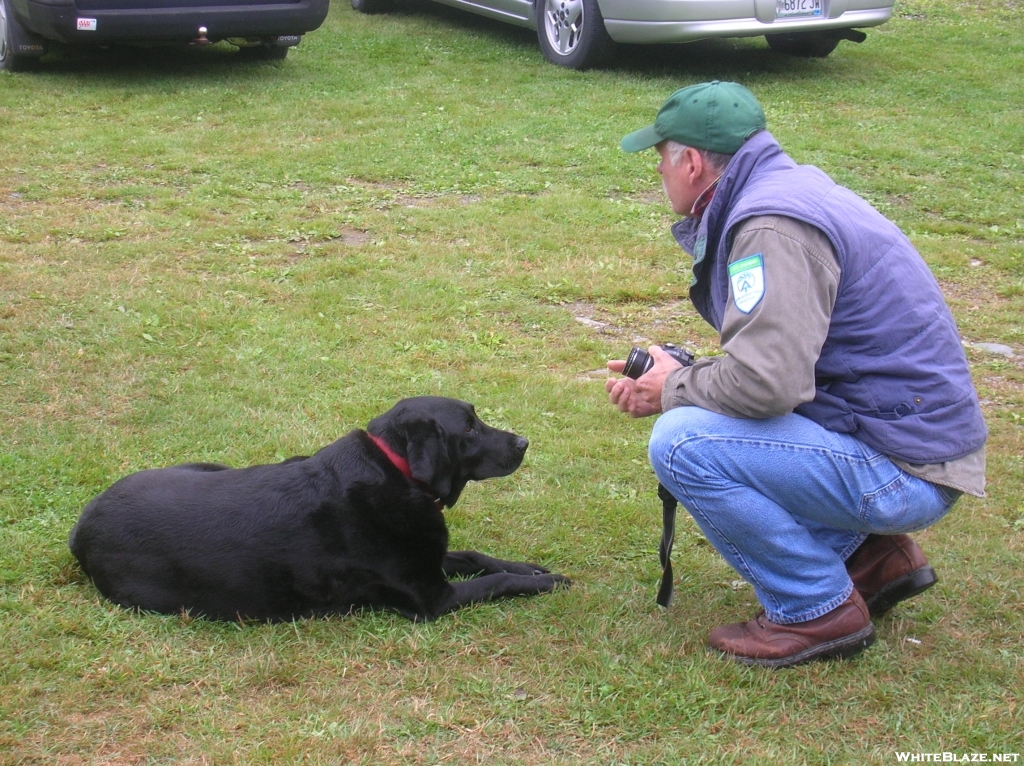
[623,347,654,380]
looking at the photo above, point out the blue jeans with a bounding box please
[649,407,961,624]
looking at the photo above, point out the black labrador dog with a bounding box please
[69,397,568,622]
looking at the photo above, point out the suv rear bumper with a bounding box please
[15,0,329,45]
[605,8,892,44]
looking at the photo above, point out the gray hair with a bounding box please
[664,140,733,174]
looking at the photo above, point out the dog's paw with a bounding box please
[524,562,552,576]
[550,573,571,588]
[495,560,551,576]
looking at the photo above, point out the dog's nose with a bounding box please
[515,436,529,453]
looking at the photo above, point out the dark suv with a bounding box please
[1,0,330,70]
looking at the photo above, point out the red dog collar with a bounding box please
[368,434,444,511]
[368,434,411,477]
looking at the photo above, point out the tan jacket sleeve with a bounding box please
[662,215,840,418]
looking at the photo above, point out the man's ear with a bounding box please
[405,419,453,501]
[684,146,704,183]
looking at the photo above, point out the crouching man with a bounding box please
[606,81,986,668]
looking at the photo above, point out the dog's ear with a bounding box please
[405,419,454,502]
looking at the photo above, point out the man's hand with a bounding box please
[605,345,684,418]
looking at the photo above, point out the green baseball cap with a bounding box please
[620,81,766,154]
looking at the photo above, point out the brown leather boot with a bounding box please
[708,590,875,668]
[845,534,938,616]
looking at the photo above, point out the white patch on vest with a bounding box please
[729,254,765,314]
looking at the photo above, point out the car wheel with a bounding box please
[351,0,391,13]
[536,0,616,70]
[1,0,40,72]
[765,31,841,57]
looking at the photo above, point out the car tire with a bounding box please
[1,0,42,72]
[351,0,391,14]
[765,31,841,58]
[536,0,616,70]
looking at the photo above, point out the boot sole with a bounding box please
[864,566,938,617]
[727,624,877,669]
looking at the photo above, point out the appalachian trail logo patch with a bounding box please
[729,254,765,314]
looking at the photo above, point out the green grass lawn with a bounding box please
[2,0,1022,762]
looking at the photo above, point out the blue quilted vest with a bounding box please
[671,131,986,463]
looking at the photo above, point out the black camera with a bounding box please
[622,343,694,380]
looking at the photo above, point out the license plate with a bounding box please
[776,0,823,18]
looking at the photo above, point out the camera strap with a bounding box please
[656,483,678,608]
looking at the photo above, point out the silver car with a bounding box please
[351,0,894,69]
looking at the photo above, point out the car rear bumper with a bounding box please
[600,0,893,44]
[17,0,330,45]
